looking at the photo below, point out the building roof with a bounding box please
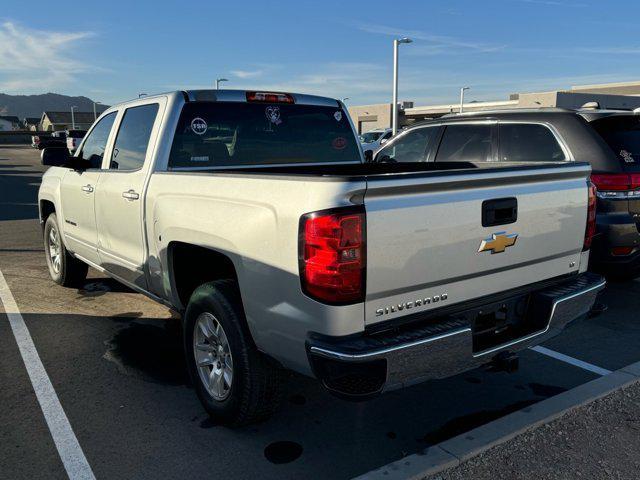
[42,111,98,125]
[0,115,20,124]
[23,117,40,125]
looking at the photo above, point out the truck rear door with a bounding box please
[95,100,164,289]
[363,164,591,326]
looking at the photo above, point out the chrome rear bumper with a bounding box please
[308,272,605,398]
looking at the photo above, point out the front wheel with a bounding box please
[184,280,282,426]
[43,213,88,287]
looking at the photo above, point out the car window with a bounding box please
[499,124,566,162]
[590,116,640,170]
[110,104,159,171]
[435,124,493,162]
[360,131,383,143]
[376,127,437,163]
[169,102,359,168]
[78,112,117,169]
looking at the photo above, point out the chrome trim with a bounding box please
[308,328,471,361]
[472,277,606,357]
[310,276,605,363]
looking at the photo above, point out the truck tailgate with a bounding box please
[364,164,591,326]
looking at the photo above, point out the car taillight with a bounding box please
[246,91,295,104]
[591,173,640,198]
[299,207,365,305]
[584,182,597,251]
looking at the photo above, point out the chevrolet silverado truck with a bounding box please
[38,90,605,426]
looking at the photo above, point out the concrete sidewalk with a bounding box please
[429,380,640,480]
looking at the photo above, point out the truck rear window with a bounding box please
[591,116,640,170]
[168,102,360,168]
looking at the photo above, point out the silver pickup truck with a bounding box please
[38,90,605,426]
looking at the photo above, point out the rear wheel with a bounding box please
[184,280,282,426]
[43,213,88,287]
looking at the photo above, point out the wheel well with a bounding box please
[169,242,239,308]
[40,200,55,227]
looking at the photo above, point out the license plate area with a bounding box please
[457,295,548,353]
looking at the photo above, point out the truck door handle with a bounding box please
[81,184,94,193]
[482,197,518,227]
[122,189,140,201]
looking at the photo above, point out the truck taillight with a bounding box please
[299,207,365,305]
[591,173,640,198]
[584,182,597,251]
[246,91,294,104]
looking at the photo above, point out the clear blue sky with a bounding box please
[1,0,639,106]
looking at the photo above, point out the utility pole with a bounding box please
[392,37,412,135]
[70,106,77,129]
[460,86,470,113]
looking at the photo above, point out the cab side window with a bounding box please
[110,104,159,171]
[78,112,117,168]
[435,124,493,162]
[377,127,437,163]
[499,124,566,162]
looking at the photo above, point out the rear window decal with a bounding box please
[191,118,208,135]
[332,137,347,150]
[620,149,634,163]
[265,106,282,125]
[334,111,342,122]
[190,156,210,162]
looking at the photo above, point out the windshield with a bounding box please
[169,102,360,168]
[591,115,640,171]
[360,131,383,143]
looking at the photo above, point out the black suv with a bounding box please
[368,108,640,279]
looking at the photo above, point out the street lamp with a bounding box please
[341,97,350,104]
[392,37,413,135]
[93,101,102,121]
[216,78,229,89]
[138,93,147,98]
[459,86,470,113]
[70,106,77,130]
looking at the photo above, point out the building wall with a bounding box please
[347,103,393,133]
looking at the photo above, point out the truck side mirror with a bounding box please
[364,149,374,162]
[41,147,71,167]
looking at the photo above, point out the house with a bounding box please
[23,117,41,131]
[40,111,98,132]
[0,115,20,130]
[0,118,13,131]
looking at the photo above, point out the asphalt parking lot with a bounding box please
[1,144,639,480]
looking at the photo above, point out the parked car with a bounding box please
[38,90,603,426]
[359,127,393,151]
[32,132,66,150]
[66,129,87,153]
[371,108,640,279]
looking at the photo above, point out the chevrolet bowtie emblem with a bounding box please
[478,232,518,254]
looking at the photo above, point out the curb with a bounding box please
[353,360,640,480]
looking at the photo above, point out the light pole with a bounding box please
[216,78,228,89]
[341,97,350,104]
[70,106,77,129]
[138,93,147,98]
[459,86,470,113]
[93,101,102,121]
[392,37,412,136]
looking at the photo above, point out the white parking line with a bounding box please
[531,345,612,376]
[0,269,96,480]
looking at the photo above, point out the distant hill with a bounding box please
[0,93,110,120]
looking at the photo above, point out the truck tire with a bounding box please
[44,213,88,287]
[184,280,282,426]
